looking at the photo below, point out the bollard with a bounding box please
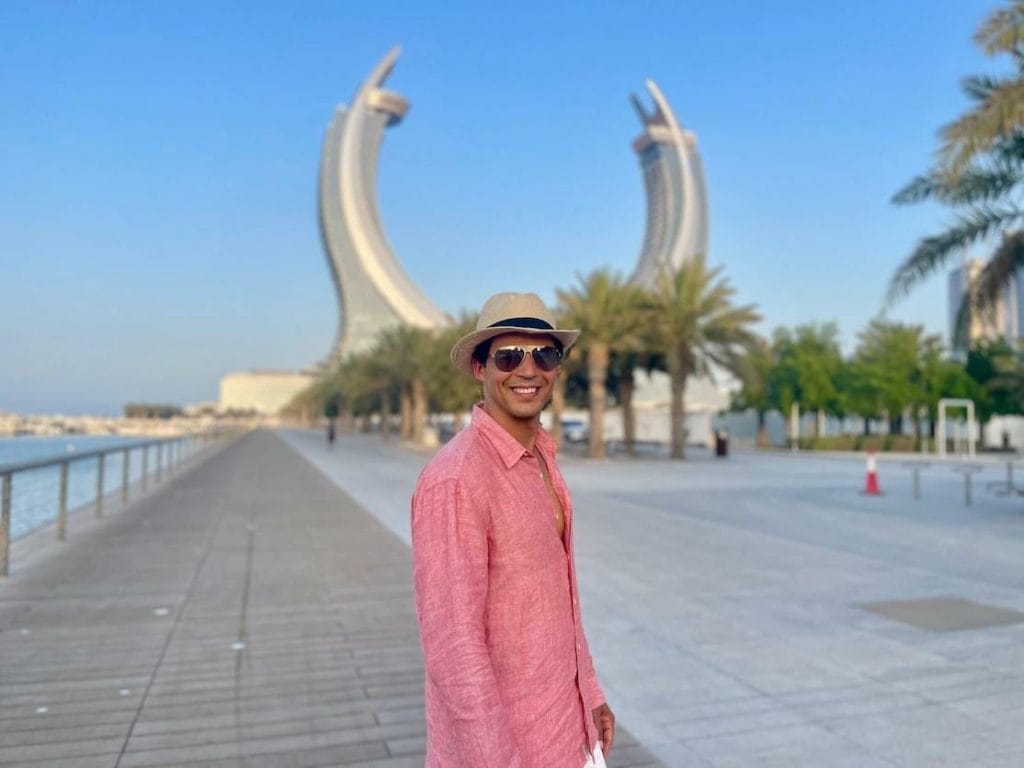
[901,461,930,499]
[1,474,10,576]
[95,453,105,518]
[986,460,1017,496]
[952,464,984,507]
[156,443,163,482]
[57,461,69,541]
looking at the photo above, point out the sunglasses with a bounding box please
[489,345,562,373]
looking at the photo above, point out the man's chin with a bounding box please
[509,402,548,421]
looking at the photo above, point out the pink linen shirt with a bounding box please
[412,405,605,768]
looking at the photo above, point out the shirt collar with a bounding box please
[470,404,556,469]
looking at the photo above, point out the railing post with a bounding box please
[95,454,105,518]
[57,461,69,542]
[141,446,149,492]
[122,448,130,504]
[1,474,11,577]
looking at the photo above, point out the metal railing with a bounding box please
[0,431,228,576]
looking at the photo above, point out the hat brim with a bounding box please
[450,326,579,377]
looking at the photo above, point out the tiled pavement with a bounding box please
[0,430,664,767]
[282,429,1024,768]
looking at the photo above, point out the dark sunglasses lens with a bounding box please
[493,347,526,372]
[532,346,561,371]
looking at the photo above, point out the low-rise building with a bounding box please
[218,370,315,416]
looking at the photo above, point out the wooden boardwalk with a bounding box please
[0,431,665,768]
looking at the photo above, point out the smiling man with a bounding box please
[411,292,614,768]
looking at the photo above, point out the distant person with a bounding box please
[411,292,613,768]
[326,421,336,448]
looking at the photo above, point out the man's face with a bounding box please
[471,332,560,427]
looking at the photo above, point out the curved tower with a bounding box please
[628,80,709,288]
[319,47,450,365]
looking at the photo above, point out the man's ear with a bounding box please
[470,358,486,383]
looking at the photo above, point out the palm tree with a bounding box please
[428,313,482,434]
[650,256,760,459]
[557,270,650,459]
[334,349,393,435]
[889,2,1024,329]
[373,325,438,445]
[548,362,571,448]
[607,346,662,455]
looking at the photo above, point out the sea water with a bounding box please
[0,435,152,540]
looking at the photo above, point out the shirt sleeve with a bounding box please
[411,477,522,767]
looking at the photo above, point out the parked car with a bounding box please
[561,419,589,444]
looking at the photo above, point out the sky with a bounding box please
[0,1,1004,415]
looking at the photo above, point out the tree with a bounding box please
[889,2,1024,333]
[373,325,438,445]
[914,336,982,443]
[835,358,882,436]
[427,313,482,433]
[966,338,1024,425]
[772,323,843,437]
[729,337,775,447]
[609,346,662,454]
[854,320,941,435]
[557,270,650,459]
[650,256,760,459]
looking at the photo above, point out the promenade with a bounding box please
[4,428,1024,766]
[281,430,1024,767]
[0,430,663,768]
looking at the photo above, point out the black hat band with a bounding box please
[487,317,554,331]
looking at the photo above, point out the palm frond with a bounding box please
[973,3,1024,57]
[961,74,1002,103]
[886,205,1024,303]
[991,130,1024,163]
[943,166,1022,203]
[892,174,946,204]
[941,77,1024,171]
[556,268,651,351]
[975,230,1024,309]
[893,165,1022,206]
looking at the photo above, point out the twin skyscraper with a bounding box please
[318,47,709,365]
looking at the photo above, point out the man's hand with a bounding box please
[592,703,615,756]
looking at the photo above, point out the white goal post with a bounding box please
[936,398,976,459]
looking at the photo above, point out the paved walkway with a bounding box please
[282,429,1024,768]
[0,430,663,768]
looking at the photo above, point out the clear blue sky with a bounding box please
[0,1,1000,415]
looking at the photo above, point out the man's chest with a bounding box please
[483,456,572,569]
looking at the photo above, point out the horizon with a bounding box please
[1,1,999,415]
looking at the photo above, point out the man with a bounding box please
[411,292,614,768]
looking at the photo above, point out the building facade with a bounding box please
[623,80,725,443]
[628,80,709,288]
[219,371,315,416]
[318,47,450,366]
[947,259,1021,353]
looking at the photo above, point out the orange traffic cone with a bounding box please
[863,451,881,495]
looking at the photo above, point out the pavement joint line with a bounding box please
[112,502,228,768]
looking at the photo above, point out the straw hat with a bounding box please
[449,292,579,376]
